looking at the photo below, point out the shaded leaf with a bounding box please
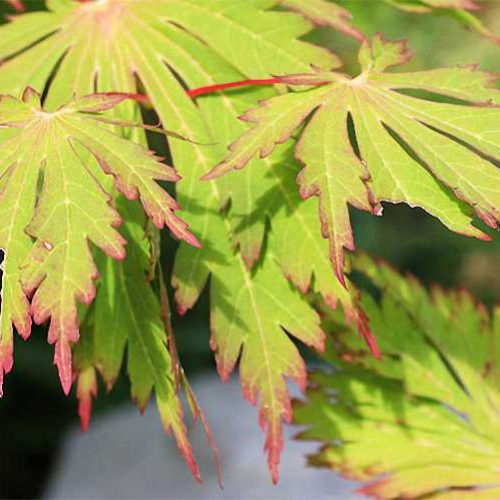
[294,255,500,499]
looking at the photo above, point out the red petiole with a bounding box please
[186,78,284,98]
[120,77,327,103]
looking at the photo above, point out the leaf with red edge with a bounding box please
[268,151,380,357]
[0,88,196,394]
[295,254,500,499]
[157,28,346,482]
[73,199,208,482]
[209,246,325,483]
[205,35,500,286]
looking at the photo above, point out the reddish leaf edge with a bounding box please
[0,89,201,398]
[76,367,98,432]
[186,80,382,360]
[159,270,223,487]
[73,272,223,487]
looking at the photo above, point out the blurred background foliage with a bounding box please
[0,0,499,497]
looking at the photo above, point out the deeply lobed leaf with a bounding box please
[74,199,209,481]
[3,0,495,484]
[0,89,193,394]
[206,35,500,287]
[294,255,500,499]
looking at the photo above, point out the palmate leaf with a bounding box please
[294,255,500,499]
[160,28,378,479]
[205,35,500,285]
[0,89,195,394]
[0,0,347,481]
[0,0,338,98]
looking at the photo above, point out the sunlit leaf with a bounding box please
[0,89,194,394]
[206,35,500,285]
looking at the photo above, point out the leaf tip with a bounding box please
[77,368,98,432]
[54,339,75,396]
[185,232,202,249]
[200,169,221,182]
[355,309,381,359]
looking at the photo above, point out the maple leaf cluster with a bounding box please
[0,0,498,485]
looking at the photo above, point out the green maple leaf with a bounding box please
[267,154,379,354]
[209,242,325,483]
[294,254,500,499]
[205,35,500,285]
[0,88,195,394]
[164,34,379,479]
[0,0,339,98]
